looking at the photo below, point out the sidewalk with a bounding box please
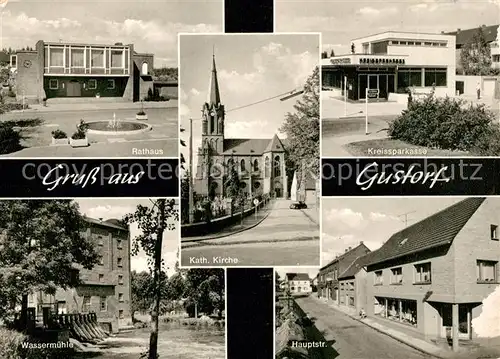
[311,296,450,359]
[17,100,178,113]
[300,205,319,225]
[181,201,275,244]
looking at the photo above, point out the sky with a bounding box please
[275,0,500,55]
[0,0,223,67]
[179,33,319,169]
[76,198,179,276]
[276,267,319,282]
[321,197,472,266]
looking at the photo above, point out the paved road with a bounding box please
[1,107,178,157]
[296,296,432,359]
[181,199,320,266]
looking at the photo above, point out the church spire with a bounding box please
[207,49,221,105]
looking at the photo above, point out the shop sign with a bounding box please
[330,57,351,65]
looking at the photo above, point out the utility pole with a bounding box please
[149,199,165,359]
[188,118,194,223]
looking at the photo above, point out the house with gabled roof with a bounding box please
[194,54,289,199]
[317,242,371,303]
[337,253,374,314]
[363,197,500,350]
[285,273,311,295]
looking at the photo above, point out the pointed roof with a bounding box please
[365,197,486,267]
[207,53,221,105]
[264,134,285,153]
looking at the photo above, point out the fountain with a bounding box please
[85,112,152,135]
[107,113,122,132]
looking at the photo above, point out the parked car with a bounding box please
[289,201,307,209]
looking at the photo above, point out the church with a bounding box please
[194,55,288,200]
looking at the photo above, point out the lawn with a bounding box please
[345,138,470,157]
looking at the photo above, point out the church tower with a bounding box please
[195,52,225,197]
[201,53,225,155]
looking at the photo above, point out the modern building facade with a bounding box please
[317,242,371,302]
[10,40,154,102]
[28,217,132,333]
[322,31,456,100]
[194,55,288,199]
[362,198,499,348]
[285,273,312,295]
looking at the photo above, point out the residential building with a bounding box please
[445,24,500,72]
[28,217,132,333]
[338,254,373,314]
[317,242,371,302]
[285,273,312,295]
[322,31,456,100]
[10,40,154,103]
[363,198,500,350]
[194,54,288,199]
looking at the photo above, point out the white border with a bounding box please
[176,32,322,269]
[224,267,228,359]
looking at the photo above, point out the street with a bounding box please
[180,199,320,266]
[1,107,178,157]
[295,296,432,359]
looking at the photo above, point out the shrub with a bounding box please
[0,102,29,115]
[71,119,88,140]
[0,328,25,359]
[137,110,146,116]
[0,123,22,154]
[389,94,498,152]
[51,129,67,139]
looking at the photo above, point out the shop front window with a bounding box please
[424,68,447,87]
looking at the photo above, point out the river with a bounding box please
[77,323,225,359]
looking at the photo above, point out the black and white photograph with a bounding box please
[0,198,225,359]
[0,0,222,157]
[276,0,500,157]
[287,197,500,359]
[179,33,321,266]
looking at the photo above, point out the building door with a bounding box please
[379,75,388,99]
[368,75,379,99]
[459,304,471,339]
[67,80,81,97]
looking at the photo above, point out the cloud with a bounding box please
[357,6,398,16]
[325,208,364,228]
[1,11,221,66]
[369,212,399,222]
[275,15,336,32]
[190,88,200,96]
[84,204,134,221]
[225,120,270,138]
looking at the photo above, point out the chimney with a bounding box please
[482,24,486,28]
[99,218,103,222]
[441,31,445,34]
[457,28,461,33]
[345,249,348,253]
[360,241,364,245]
[348,246,352,251]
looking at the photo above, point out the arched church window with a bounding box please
[210,115,215,134]
[141,62,148,75]
[264,157,270,178]
[240,159,246,172]
[253,159,259,172]
[274,155,281,177]
[227,158,234,170]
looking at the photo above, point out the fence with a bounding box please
[181,197,271,237]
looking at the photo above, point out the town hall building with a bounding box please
[194,55,288,199]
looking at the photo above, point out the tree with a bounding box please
[330,49,335,57]
[224,157,242,200]
[279,67,320,180]
[0,200,100,327]
[131,271,155,316]
[124,199,178,359]
[183,269,224,319]
[460,27,493,75]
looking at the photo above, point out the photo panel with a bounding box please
[0,197,226,359]
[179,33,321,267]
[0,0,222,158]
[275,0,500,158]
[314,196,500,358]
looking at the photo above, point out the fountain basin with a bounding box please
[85,120,152,136]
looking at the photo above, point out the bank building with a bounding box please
[322,31,456,102]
